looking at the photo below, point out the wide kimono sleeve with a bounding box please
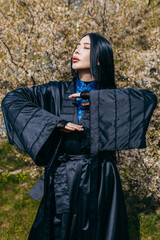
[1,81,64,167]
[89,88,157,154]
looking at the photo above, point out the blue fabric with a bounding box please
[76,77,97,122]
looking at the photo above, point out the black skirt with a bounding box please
[50,133,129,240]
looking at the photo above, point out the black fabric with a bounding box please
[90,88,157,154]
[58,130,90,155]
[51,152,129,240]
[1,81,68,167]
[83,81,94,85]
[56,120,69,129]
[1,78,157,240]
[28,173,45,202]
[80,90,90,100]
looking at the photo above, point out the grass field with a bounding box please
[0,141,159,240]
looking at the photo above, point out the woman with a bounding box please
[1,33,157,240]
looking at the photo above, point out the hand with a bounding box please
[59,122,84,133]
[68,93,90,106]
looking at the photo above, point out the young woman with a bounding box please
[1,33,157,240]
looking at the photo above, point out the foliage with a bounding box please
[140,211,160,239]
[0,0,159,234]
[0,141,32,173]
[0,141,43,239]
[0,173,41,239]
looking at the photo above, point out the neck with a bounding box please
[78,70,95,82]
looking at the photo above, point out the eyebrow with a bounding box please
[77,42,90,45]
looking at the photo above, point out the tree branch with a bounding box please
[21,5,35,68]
[0,9,8,20]
[0,39,36,86]
[147,0,152,7]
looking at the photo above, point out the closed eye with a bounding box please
[75,43,90,50]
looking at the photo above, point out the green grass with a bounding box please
[0,142,31,173]
[0,141,43,239]
[0,141,160,240]
[127,204,160,240]
[140,212,160,240]
[0,177,40,240]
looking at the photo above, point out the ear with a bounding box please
[97,60,100,66]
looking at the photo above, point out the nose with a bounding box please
[74,48,80,54]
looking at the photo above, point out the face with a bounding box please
[72,35,91,71]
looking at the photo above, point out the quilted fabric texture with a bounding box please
[90,88,157,154]
[1,81,66,166]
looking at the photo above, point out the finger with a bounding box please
[64,127,84,132]
[81,101,90,106]
[69,123,84,130]
[66,122,83,128]
[65,125,76,131]
[68,93,81,99]
[65,124,81,131]
[66,126,84,131]
[65,123,84,131]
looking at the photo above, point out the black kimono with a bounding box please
[1,78,157,240]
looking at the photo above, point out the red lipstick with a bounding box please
[73,57,80,62]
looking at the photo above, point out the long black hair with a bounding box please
[71,33,116,89]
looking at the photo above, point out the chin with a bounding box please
[72,64,80,70]
[72,67,78,70]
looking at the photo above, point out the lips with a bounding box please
[73,57,80,62]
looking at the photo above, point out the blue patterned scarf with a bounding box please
[76,77,97,122]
